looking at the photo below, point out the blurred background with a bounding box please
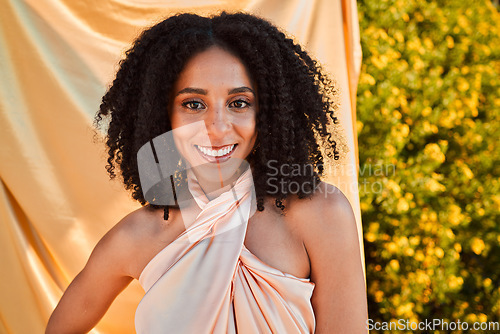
[357,0,499,331]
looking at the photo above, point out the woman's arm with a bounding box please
[300,184,368,333]
[45,217,138,333]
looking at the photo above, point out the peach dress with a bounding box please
[135,169,315,333]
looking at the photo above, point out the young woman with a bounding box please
[46,12,367,334]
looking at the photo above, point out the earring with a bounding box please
[252,142,260,154]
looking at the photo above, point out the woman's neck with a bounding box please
[190,164,247,201]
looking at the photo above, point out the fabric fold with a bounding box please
[136,168,315,333]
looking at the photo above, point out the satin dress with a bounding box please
[135,169,316,333]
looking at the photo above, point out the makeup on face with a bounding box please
[169,46,258,190]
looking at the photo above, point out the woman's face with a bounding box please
[169,46,258,184]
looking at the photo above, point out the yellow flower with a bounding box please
[446,35,455,48]
[424,143,446,163]
[423,120,432,133]
[387,242,398,253]
[445,229,455,239]
[374,290,384,303]
[400,124,409,136]
[394,31,404,43]
[429,212,437,221]
[458,15,468,29]
[413,58,425,70]
[365,232,376,243]
[467,313,478,322]
[421,107,432,117]
[471,238,485,255]
[423,37,434,49]
[356,120,364,133]
[360,73,376,85]
[397,198,409,212]
[410,236,420,246]
[448,275,464,289]
[425,179,446,192]
[457,79,470,92]
[461,164,474,179]
[386,179,401,192]
[369,222,380,232]
[397,236,409,247]
[371,55,388,69]
[404,248,415,256]
[389,259,400,271]
[426,247,434,256]
[416,270,430,285]
[398,96,408,109]
[448,204,462,225]
[396,303,414,317]
[385,144,397,157]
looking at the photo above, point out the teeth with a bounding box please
[197,144,235,157]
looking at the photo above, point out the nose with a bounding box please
[205,104,231,139]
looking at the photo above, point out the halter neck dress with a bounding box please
[135,168,316,333]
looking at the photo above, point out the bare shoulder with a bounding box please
[97,206,161,254]
[286,182,368,333]
[105,206,164,245]
[288,181,361,272]
[285,182,358,245]
[91,206,179,279]
[45,206,170,333]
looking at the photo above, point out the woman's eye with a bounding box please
[229,100,250,109]
[183,101,205,110]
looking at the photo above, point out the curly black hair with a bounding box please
[94,12,340,217]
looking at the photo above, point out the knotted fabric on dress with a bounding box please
[135,168,316,333]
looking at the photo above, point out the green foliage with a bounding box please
[357,0,500,331]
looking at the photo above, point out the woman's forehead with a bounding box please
[173,47,255,93]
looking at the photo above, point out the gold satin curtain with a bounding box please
[0,0,362,332]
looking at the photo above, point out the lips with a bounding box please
[195,144,237,162]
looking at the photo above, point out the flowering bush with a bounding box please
[357,0,499,331]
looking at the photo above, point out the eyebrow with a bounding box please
[228,87,255,95]
[176,87,207,96]
[175,86,255,96]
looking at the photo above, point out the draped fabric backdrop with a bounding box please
[0,0,362,332]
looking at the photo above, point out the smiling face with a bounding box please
[169,46,258,188]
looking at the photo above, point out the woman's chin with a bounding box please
[191,158,248,186]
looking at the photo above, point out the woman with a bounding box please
[46,12,367,333]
